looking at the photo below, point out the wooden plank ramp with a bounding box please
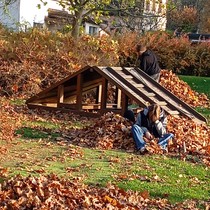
[93,66,207,124]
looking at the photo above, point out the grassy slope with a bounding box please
[0,139,209,204]
[179,75,210,122]
[179,75,210,98]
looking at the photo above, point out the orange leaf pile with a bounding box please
[69,112,209,165]
[0,174,209,209]
[160,70,209,108]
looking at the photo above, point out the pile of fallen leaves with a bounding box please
[69,112,210,165]
[0,174,209,209]
[160,70,209,108]
[0,81,209,209]
[0,97,27,141]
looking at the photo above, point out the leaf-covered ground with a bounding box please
[0,174,209,209]
[0,71,209,209]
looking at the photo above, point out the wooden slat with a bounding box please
[31,96,58,104]
[27,103,102,118]
[161,105,180,115]
[96,84,102,103]
[157,101,167,106]
[111,67,123,71]
[121,92,129,116]
[118,74,133,79]
[145,93,156,97]
[28,103,57,107]
[168,111,180,115]
[133,84,144,88]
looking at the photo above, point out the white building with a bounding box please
[0,0,101,35]
[143,0,167,31]
[0,0,62,31]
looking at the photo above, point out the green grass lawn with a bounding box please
[0,139,209,204]
[179,75,210,123]
[179,75,210,98]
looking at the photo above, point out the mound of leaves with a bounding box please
[69,112,210,166]
[0,174,209,209]
[160,70,209,108]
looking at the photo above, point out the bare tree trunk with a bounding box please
[71,11,83,39]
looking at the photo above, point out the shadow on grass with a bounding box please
[15,127,61,140]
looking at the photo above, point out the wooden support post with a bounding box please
[76,73,83,110]
[96,84,102,103]
[117,89,122,109]
[115,86,118,105]
[101,78,108,110]
[57,85,64,107]
[121,92,128,116]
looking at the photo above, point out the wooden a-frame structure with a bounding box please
[26,65,207,124]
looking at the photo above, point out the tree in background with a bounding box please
[166,0,209,34]
[167,6,198,33]
[40,0,169,38]
[0,0,16,9]
[40,0,140,38]
[166,0,198,33]
[198,0,210,33]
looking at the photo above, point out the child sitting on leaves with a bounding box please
[124,104,174,154]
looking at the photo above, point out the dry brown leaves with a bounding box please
[0,98,26,141]
[71,112,135,151]
[0,70,210,209]
[65,70,210,164]
[0,70,209,165]
[70,112,209,165]
[0,174,209,209]
[160,70,209,108]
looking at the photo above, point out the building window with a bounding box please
[33,22,44,29]
[89,26,98,35]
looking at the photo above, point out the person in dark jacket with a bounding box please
[125,104,174,154]
[136,44,161,82]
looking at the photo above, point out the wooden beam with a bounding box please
[57,85,64,107]
[63,78,102,92]
[76,73,83,110]
[96,84,102,103]
[117,89,122,109]
[59,103,76,109]
[26,103,101,118]
[100,78,108,110]
[31,96,58,104]
[121,92,129,116]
